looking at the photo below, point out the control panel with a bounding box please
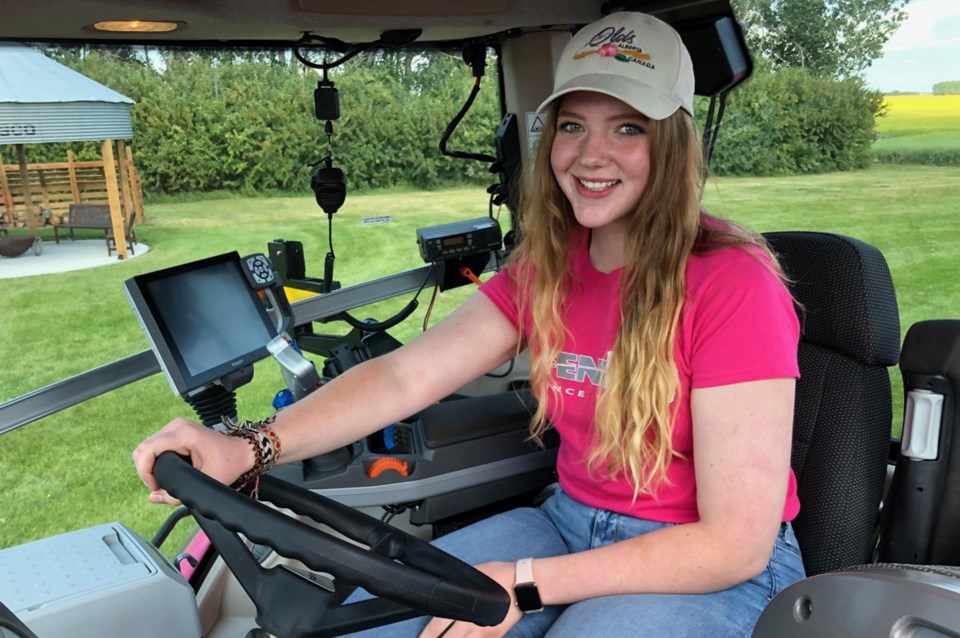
[270,389,559,525]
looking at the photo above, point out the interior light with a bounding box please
[92,20,182,33]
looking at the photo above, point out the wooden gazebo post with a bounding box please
[125,146,145,224]
[15,144,37,238]
[0,150,15,226]
[116,140,133,224]
[101,140,128,259]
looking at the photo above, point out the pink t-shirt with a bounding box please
[480,232,801,524]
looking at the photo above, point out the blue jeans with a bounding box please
[344,487,806,637]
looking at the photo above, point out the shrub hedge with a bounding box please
[29,49,885,196]
[29,49,502,197]
[706,67,883,175]
[872,142,960,166]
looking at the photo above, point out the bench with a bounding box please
[54,204,137,256]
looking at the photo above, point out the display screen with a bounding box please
[443,235,465,247]
[125,252,277,397]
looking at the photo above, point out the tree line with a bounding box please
[933,81,960,95]
[30,0,909,197]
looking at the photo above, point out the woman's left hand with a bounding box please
[418,561,523,638]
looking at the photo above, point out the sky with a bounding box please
[863,0,960,93]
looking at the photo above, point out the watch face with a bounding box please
[514,583,543,612]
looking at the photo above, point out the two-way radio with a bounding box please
[416,217,502,263]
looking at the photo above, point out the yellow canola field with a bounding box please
[878,94,960,134]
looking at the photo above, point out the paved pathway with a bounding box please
[0,238,150,279]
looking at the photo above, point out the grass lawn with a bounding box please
[1,163,958,555]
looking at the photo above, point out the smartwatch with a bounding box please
[513,557,544,613]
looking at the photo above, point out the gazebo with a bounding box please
[0,44,137,259]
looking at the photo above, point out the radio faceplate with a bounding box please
[417,217,502,262]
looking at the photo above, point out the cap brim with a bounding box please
[536,73,684,120]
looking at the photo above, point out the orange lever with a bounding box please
[366,457,410,478]
[459,267,483,286]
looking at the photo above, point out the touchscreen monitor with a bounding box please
[125,252,278,397]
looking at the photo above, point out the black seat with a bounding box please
[878,319,960,566]
[764,231,901,576]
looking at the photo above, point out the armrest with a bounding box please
[420,389,537,449]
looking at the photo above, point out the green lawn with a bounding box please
[1,164,958,555]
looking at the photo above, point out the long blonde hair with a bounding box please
[510,100,778,498]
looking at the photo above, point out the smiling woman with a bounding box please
[550,92,653,254]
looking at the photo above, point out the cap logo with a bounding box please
[572,25,654,69]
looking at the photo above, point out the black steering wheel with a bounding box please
[153,452,510,638]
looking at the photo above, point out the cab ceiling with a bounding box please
[0,0,733,47]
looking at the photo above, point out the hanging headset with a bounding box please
[294,30,428,330]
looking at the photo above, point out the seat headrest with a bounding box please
[764,231,900,366]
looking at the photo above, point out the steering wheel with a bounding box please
[153,452,510,638]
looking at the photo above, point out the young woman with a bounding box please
[134,11,805,637]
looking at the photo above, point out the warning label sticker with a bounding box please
[525,112,546,153]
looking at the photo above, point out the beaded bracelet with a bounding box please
[220,414,281,499]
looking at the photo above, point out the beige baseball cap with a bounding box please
[537,12,695,120]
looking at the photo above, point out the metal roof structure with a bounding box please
[0,44,134,145]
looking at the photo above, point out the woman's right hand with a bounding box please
[132,417,256,505]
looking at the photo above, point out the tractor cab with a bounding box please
[1,1,959,637]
